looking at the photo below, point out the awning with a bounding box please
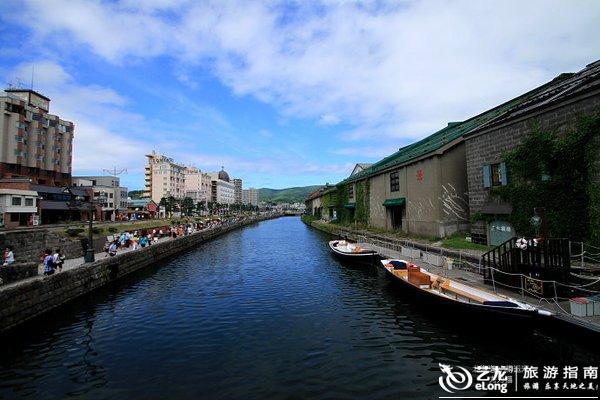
[383,198,405,207]
[344,203,355,209]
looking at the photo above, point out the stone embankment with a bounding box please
[0,214,280,334]
[303,218,484,270]
[0,220,177,264]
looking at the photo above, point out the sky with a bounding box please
[0,1,599,190]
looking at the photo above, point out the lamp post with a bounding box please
[63,186,104,263]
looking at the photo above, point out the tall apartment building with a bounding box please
[0,88,74,186]
[209,168,235,205]
[242,188,259,207]
[184,166,211,203]
[233,178,242,204]
[144,151,185,203]
[72,175,128,220]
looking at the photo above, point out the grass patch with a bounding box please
[441,235,491,251]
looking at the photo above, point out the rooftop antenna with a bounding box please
[30,64,34,90]
[103,166,127,179]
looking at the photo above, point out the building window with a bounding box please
[12,197,22,206]
[348,185,354,199]
[390,171,399,192]
[483,163,507,188]
[25,198,34,206]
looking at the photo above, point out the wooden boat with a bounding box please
[380,259,553,320]
[329,240,380,265]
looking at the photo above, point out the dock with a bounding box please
[368,242,600,334]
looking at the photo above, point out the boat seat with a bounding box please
[440,282,486,303]
[407,268,431,288]
[393,269,408,278]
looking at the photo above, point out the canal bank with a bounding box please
[0,213,281,334]
[303,217,600,336]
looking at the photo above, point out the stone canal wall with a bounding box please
[0,228,106,264]
[0,214,280,334]
[303,218,483,270]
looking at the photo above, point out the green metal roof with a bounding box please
[383,198,406,207]
[338,76,566,185]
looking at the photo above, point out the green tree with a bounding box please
[159,196,177,216]
[493,115,600,242]
[181,197,195,216]
[196,200,206,215]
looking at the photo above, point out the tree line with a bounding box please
[158,196,259,216]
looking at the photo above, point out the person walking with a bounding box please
[53,249,65,272]
[3,246,15,266]
[43,249,55,276]
[139,231,149,248]
[108,240,118,257]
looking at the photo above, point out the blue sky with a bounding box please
[1,1,599,190]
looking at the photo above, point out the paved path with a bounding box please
[37,236,175,274]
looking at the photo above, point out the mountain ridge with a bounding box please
[258,185,322,203]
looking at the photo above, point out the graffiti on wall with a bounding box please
[439,183,469,222]
[407,197,436,221]
[406,183,468,222]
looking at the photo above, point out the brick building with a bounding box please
[0,88,73,187]
[465,60,600,245]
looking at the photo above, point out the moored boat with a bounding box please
[329,240,380,266]
[379,259,553,320]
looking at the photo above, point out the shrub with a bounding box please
[108,227,118,233]
[65,227,85,237]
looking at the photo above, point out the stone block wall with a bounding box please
[466,92,600,244]
[0,229,106,263]
[0,215,278,334]
[0,262,38,284]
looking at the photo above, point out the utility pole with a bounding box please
[103,166,127,221]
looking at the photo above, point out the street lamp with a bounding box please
[63,186,101,263]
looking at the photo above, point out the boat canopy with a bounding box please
[383,198,406,207]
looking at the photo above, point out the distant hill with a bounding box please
[259,185,323,204]
[129,190,145,199]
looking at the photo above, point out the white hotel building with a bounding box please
[209,168,235,205]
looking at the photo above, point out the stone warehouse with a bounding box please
[307,59,600,242]
[465,60,600,245]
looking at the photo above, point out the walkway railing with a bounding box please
[335,228,600,324]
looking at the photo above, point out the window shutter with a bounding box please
[500,162,508,186]
[482,165,491,188]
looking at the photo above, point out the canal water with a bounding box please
[0,217,598,399]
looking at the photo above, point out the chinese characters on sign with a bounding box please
[438,364,599,395]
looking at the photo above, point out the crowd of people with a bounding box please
[1,216,247,277]
[104,220,228,257]
[41,249,66,276]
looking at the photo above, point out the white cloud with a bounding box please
[13,0,600,146]
[8,60,148,173]
[5,0,600,188]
